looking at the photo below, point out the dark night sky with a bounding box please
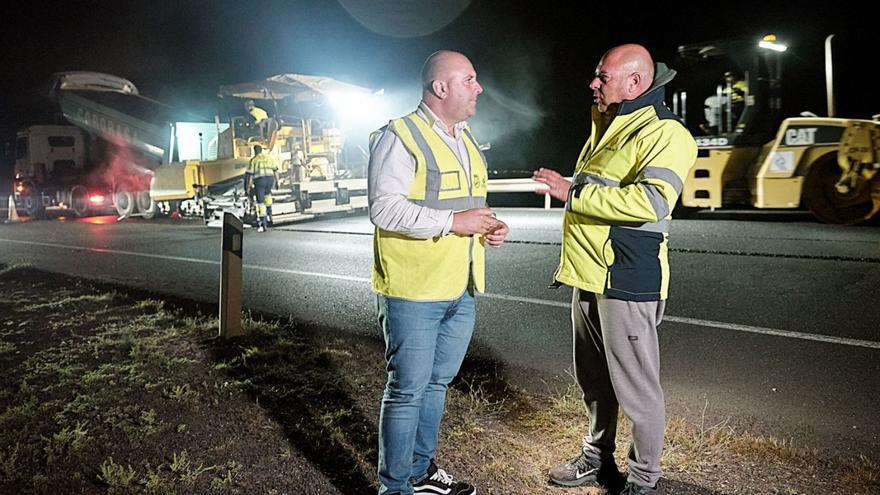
[1,0,876,179]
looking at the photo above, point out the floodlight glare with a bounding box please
[327,89,386,123]
[758,34,787,52]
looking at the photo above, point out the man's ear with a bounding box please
[628,72,642,95]
[431,80,447,99]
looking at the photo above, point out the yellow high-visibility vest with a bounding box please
[372,111,489,301]
[249,106,269,122]
[248,153,276,177]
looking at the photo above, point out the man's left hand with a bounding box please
[485,219,509,248]
[532,168,572,203]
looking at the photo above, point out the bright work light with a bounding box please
[327,89,386,123]
[758,34,787,52]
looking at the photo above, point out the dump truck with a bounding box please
[11,72,197,218]
[669,34,880,224]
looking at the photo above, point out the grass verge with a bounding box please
[0,265,876,494]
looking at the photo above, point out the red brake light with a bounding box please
[89,195,105,204]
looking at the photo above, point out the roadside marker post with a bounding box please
[219,212,243,338]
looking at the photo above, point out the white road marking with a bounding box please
[2,237,879,350]
[246,264,369,283]
[661,315,880,350]
[475,293,880,350]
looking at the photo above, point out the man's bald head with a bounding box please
[603,44,655,85]
[421,51,470,90]
[590,43,655,113]
[420,50,483,128]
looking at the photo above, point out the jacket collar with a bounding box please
[613,62,676,116]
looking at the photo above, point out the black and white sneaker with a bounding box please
[412,461,476,495]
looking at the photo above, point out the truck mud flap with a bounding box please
[293,184,311,210]
[335,187,349,206]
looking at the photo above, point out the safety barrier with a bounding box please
[486,178,554,209]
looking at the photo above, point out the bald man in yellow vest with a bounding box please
[369,50,508,495]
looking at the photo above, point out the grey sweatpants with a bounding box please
[572,288,666,488]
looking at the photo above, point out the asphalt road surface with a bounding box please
[1,208,878,462]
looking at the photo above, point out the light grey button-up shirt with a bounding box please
[368,102,473,240]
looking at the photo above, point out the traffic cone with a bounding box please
[5,195,21,224]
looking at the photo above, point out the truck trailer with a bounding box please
[12,72,186,219]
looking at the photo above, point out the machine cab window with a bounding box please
[669,34,785,146]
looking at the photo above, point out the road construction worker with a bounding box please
[725,72,747,129]
[534,43,697,495]
[244,99,270,139]
[701,73,747,134]
[245,144,278,232]
[290,143,306,182]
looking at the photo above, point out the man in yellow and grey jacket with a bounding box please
[535,44,697,495]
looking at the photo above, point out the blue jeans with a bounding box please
[376,291,476,495]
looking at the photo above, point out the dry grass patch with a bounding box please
[1,265,878,495]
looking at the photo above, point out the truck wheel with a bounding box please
[70,185,90,218]
[115,189,135,217]
[802,155,876,225]
[135,191,158,220]
[21,183,45,219]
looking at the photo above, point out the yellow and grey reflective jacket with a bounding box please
[247,153,276,177]
[249,106,269,122]
[371,111,489,301]
[556,70,697,301]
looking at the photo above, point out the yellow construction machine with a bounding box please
[671,34,880,224]
[149,74,375,225]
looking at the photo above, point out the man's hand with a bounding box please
[452,208,498,235]
[532,168,572,203]
[485,219,509,248]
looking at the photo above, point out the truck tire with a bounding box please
[70,185,90,218]
[802,154,876,225]
[21,182,45,219]
[135,191,158,220]
[115,189,135,218]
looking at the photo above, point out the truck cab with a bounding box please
[15,125,86,181]
[13,125,113,217]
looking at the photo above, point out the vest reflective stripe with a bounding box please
[641,183,670,220]
[568,172,671,233]
[640,166,684,194]
[372,111,488,300]
[397,114,488,207]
